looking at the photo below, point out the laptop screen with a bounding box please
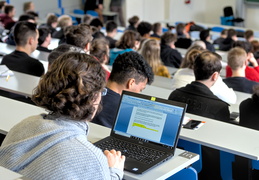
[113,92,186,147]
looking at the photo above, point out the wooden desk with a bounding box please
[0,71,40,97]
[0,96,199,180]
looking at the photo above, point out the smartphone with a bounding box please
[183,120,202,129]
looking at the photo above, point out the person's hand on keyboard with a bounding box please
[104,149,126,170]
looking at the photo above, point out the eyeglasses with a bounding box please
[101,88,107,96]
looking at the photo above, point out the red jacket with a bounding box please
[226,65,259,82]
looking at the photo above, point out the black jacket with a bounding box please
[160,44,182,68]
[168,81,230,122]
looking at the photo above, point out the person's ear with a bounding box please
[85,42,91,54]
[28,36,34,45]
[211,72,219,82]
[126,78,135,89]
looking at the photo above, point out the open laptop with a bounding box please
[94,91,187,174]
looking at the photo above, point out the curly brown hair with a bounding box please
[32,52,106,121]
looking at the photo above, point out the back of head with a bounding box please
[109,51,154,85]
[139,39,161,71]
[46,14,58,26]
[252,85,259,102]
[48,44,85,66]
[251,40,259,52]
[33,52,106,121]
[191,41,206,50]
[227,28,237,38]
[14,21,37,46]
[26,11,38,19]
[4,4,13,15]
[38,27,50,45]
[152,22,161,34]
[66,23,93,49]
[90,38,109,64]
[161,32,177,46]
[0,1,5,9]
[194,51,222,80]
[128,16,139,26]
[244,30,254,41]
[57,15,72,28]
[83,14,93,24]
[199,29,210,41]
[227,47,247,70]
[232,40,252,53]
[23,1,32,12]
[89,18,103,28]
[221,29,228,36]
[18,14,35,22]
[106,20,117,33]
[116,30,141,49]
[176,23,185,35]
[181,48,204,69]
[137,21,152,36]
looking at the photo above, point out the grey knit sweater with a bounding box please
[0,114,123,180]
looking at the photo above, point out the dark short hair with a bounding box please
[38,27,50,45]
[106,20,117,33]
[194,51,222,80]
[33,52,106,121]
[244,30,254,40]
[0,1,5,9]
[128,16,139,26]
[116,30,141,49]
[109,51,154,85]
[26,10,38,18]
[46,14,58,26]
[232,40,252,53]
[4,4,13,14]
[176,23,185,35]
[66,23,93,49]
[200,29,210,41]
[252,84,259,102]
[152,22,161,34]
[18,14,35,22]
[90,38,109,64]
[90,18,103,28]
[227,28,237,38]
[14,21,37,46]
[137,21,152,36]
[161,32,177,46]
[48,44,85,66]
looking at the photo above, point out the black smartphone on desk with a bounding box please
[183,120,203,130]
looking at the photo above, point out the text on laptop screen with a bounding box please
[113,94,184,147]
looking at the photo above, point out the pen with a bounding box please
[6,74,10,82]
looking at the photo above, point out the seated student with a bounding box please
[90,18,103,31]
[90,38,111,79]
[92,51,154,128]
[82,14,93,24]
[244,29,254,43]
[0,5,16,30]
[1,21,44,77]
[174,23,192,49]
[223,47,259,94]
[169,51,230,122]
[219,28,238,51]
[37,27,52,53]
[226,41,259,82]
[52,15,72,40]
[39,13,58,37]
[172,46,236,104]
[0,52,125,179]
[5,14,36,45]
[239,85,259,130]
[213,29,228,47]
[65,23,93,54]
[126,15,139,31]
[251,40,259,61]
[139,39,171,78]
[109,30,141,65]
[23,1,35,13]
[150,22,163,40]
[199,29,215,52]
[0,1,6,14]
[137,21,152,39]
[160,31,182,68]
[105,20,117,49]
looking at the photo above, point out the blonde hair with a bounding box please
[227,47,247,70]
[180,47,204,69]
[57,15,72,28]
[139,39,163,74]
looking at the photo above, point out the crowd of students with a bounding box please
[0,1,259,179]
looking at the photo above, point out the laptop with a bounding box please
[94,91,187,174]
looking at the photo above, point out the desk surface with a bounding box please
[0,96,199,180]
[183,113,259,160]
[0,166,24,180]
[0,42,49,62]
[0,71,40,97]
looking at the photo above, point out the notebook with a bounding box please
[94,91,187,174]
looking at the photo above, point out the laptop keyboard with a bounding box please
[95,138,165,164]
